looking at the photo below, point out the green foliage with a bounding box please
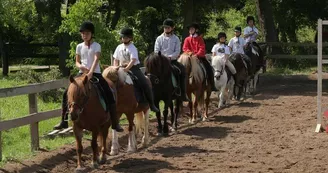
[60,0,119,69]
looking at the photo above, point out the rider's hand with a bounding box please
[86,72,93,80]
[123,68,129,72]
[79,66,89,73]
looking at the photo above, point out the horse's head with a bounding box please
[67,75,91,121]
[211,55,225,80]
[144,52,171,86]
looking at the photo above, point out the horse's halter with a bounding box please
[214,64,225,80]
[68,77,98,120]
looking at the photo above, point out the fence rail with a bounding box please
[0,79,68,161]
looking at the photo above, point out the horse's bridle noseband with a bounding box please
[146,73,160,84]
[214,65,225,79]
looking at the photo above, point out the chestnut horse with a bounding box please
[178,53,212,123]
[67,75,111,171]
[102,66,150,155]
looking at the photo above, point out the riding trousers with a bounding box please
[198,57,215,86]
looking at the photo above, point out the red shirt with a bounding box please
[182,35,206,58]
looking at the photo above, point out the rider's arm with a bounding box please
[125,59,137,71]
[228,39,234,53]
[124,46,138,71]
[88,52,100,74]
[196,37,206,57]
[211,44,217,56]
[113,45,120,66]
[182,37,192,53]
[169,36,181,59]
[154,36,161,53]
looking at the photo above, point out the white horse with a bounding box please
[211,55,235,108]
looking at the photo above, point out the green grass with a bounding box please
[0,70,159,166]
[265,66,328,76]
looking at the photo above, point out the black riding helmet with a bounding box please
[234,26,242,32]
[80,21,95,34]
[247,16,255,24]
[163,18,175,27]
[120,27,133,38]
[217,32,227,40]
[187,23,200,30]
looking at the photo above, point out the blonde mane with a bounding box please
[178,53,204,84]
[102,66,133,85]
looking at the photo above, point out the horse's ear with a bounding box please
[69,75,75,83]
[83,75,88,85]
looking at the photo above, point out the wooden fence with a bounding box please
[0,79,68,161]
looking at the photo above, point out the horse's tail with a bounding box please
[198,91,205,108]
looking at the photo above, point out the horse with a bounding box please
[67,75,111,171]
[102,66,149,155]
[229,53,249,100]
[244,42,264,95]
[211,55,235,108]
[178,53,211,123]
[144,52,182,136]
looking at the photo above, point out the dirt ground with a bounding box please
[2,74,328,173]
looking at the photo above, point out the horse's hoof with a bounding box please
[98,156,106,165]
[157,132,163,136]
[163,132,169,137]
[92,161,99,169]
[141,141,149,148]
[75,167,84,173]
[127,148,137,154]
[170,126,176,132]
[110,149,119,156]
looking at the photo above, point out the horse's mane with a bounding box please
[144,52,171,79]
[67,75,88,104]
[211,55,225,70]
[178,53,203,84]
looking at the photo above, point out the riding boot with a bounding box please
[179,73,190,102]
[109,104,124,132]
[54,91,69,130]
[144,87,160,112]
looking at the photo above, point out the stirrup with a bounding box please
[174,87,181,97]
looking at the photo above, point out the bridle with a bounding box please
[214,64,225,80]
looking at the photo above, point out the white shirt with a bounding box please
[113,43,140,66]
[76,42,101,74]
[243,26,259,43]
[228,36,246,54]
[212,43,230,57]
[154,33,181,60]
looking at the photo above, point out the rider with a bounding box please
[228,26,252,76]
[154,18,190,102]
[243,16,265,72]
[54,21,123,132]
[182,22,215,90]
[212,32,237,81]
[113,27,160,113]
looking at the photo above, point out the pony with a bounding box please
[102,66,149,155]
[244,42,264,95]
[144,52,182,136]
[229,53,248,100]
[67,75,110,171]
[211,55,234,108]
[178,53,211,123]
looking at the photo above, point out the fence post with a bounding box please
[29,93,39,151]
[0,110,2,161]
[2,43,8,76]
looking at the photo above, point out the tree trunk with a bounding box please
[182,0,194,39]
[110,0,121,30]
[256,0,278,42]
[66,0,76,14]
[105,0,112,27]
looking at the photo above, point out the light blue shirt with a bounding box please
[154,33,181,60]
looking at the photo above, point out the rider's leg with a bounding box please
[242,54,253,76]
[53,89,69,130]
[130,65,160,113]
[226,60,237,82]
[199,57,215,90]
[95,73,124,132]
[171,60,190,102]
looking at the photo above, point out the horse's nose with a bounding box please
[70,112,78,121]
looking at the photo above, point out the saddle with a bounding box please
[126,71,148,104]
[90,77,109,112]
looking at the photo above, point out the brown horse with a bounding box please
[102,66,150,155]
[67,75,110,171]
[178,53,212,123]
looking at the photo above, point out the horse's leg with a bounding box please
[192,92,198,124]
[253,71,260,95]
[163,101,169,136]
[219,85,226,108]
[204,88,211,120]
[127,113,137,153]
[155,101,163,136]
[173,99,181,131]
[110,119,120,155]
[188,92,193,124]
[91,130,99,169]
[169,100,176,132]
[142,109,150,147]
[226,79,234,105]
[99,125,108,164]
[73,125,84,171]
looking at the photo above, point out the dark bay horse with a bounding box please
[245,42,264,94]
[102,66,150,155]
[178,53,211,123]
[229,53,248,100]
[144,52,182,136]
[67,75,110,171]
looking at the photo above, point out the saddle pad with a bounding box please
[91,83,108,112]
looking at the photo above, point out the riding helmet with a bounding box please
[79,21,95,34]
[217,32,227,39]
[163,18,175,27]
[120,27,133,38]
[246,16,255,24]
[187,23,200,30]
[234,26,242,32]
